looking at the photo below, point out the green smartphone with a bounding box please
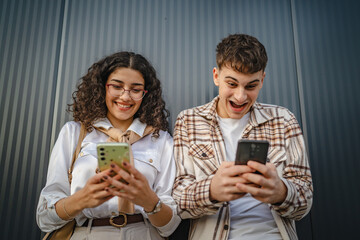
[96,142,130,176]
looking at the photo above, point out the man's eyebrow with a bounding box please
[224,76,239,82]
[224,76,260,84]
[248,79,260,84]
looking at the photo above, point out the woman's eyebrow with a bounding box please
[110,79,144,86]
[110,79,123,83]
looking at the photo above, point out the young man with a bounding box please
[172,34,313,240]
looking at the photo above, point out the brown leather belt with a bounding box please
[82,213,144,228]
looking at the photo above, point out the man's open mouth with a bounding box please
[230,101,247,109]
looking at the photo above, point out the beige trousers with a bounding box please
[70,219,164,240]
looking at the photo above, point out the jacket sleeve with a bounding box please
[36,122,80,232]
[271,111,313,220]
[150,132,181,237]
[172,112,223,219]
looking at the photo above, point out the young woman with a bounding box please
[37,52,180,239]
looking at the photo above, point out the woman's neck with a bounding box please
[106,113,133,132]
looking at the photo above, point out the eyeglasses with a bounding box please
[106,84,148,100]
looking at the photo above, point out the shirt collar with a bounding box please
[195,96,274,126]
[93,118,147,137]
[194,96,219,121]
[249,102,274,126]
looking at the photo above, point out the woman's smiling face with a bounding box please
[105,67,145,130]
[213,65,265,119]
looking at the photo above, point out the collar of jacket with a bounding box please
[194,96,275,127]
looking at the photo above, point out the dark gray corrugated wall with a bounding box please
[0,0,359,239]
[293,0,360,239]
[0,0,65,239]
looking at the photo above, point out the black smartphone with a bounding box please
[235,139,269,166]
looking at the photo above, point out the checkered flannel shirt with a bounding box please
[172,96,313,240]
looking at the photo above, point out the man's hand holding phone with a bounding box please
[235,161,288,204]
[209,162,258,202]
[229,139,287,204]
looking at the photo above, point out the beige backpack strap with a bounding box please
[68,123,87,184]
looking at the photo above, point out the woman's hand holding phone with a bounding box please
[56,169,114,220]
[103,162,174,227]
[102,162,159,210]
[95,142,159,208]
[77,169,115,208]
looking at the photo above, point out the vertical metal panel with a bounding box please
[4,0,349,239]
[294,0,360,239]
[51,0,301,145]
[49,3,308,239]
[0,0,64,239]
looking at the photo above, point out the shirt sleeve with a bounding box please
[151,132,181,237]
[172,112,223,219]
[270,111,313,220]
[36,122,80,232]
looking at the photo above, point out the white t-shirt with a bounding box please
[36,118,180,237]
[218,114,282,240]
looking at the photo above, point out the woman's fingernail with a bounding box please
[110,164,115,168]
[103,175,108,180]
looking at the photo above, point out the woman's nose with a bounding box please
[119,89,132,101]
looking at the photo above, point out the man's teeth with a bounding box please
[231,101,246,108]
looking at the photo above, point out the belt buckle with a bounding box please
[109,213,127,228]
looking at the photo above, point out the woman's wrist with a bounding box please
[143,194,160,212]
[69,188,88,212]
[62,198,74,219]
[58,192,84,220]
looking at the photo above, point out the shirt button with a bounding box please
[80,152,84,157]
[202,153,207,157]
[224,224,229,230]
[149,159,153,163]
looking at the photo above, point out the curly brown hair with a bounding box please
[216,34,268,74]
[68,52,170,137]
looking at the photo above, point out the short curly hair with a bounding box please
[216,34,268,74]
[68,51,170,137]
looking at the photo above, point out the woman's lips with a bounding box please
[115,102,132,110]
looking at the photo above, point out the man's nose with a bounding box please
[233,88,247,102]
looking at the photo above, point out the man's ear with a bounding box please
[259,71,266,88]
[213,67,220,86]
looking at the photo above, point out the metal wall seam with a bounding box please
[50,0,69,149]
[290,0,309,149]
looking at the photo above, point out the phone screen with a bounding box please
[235,139,269,165]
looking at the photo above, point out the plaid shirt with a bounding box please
[172,96,313,240]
